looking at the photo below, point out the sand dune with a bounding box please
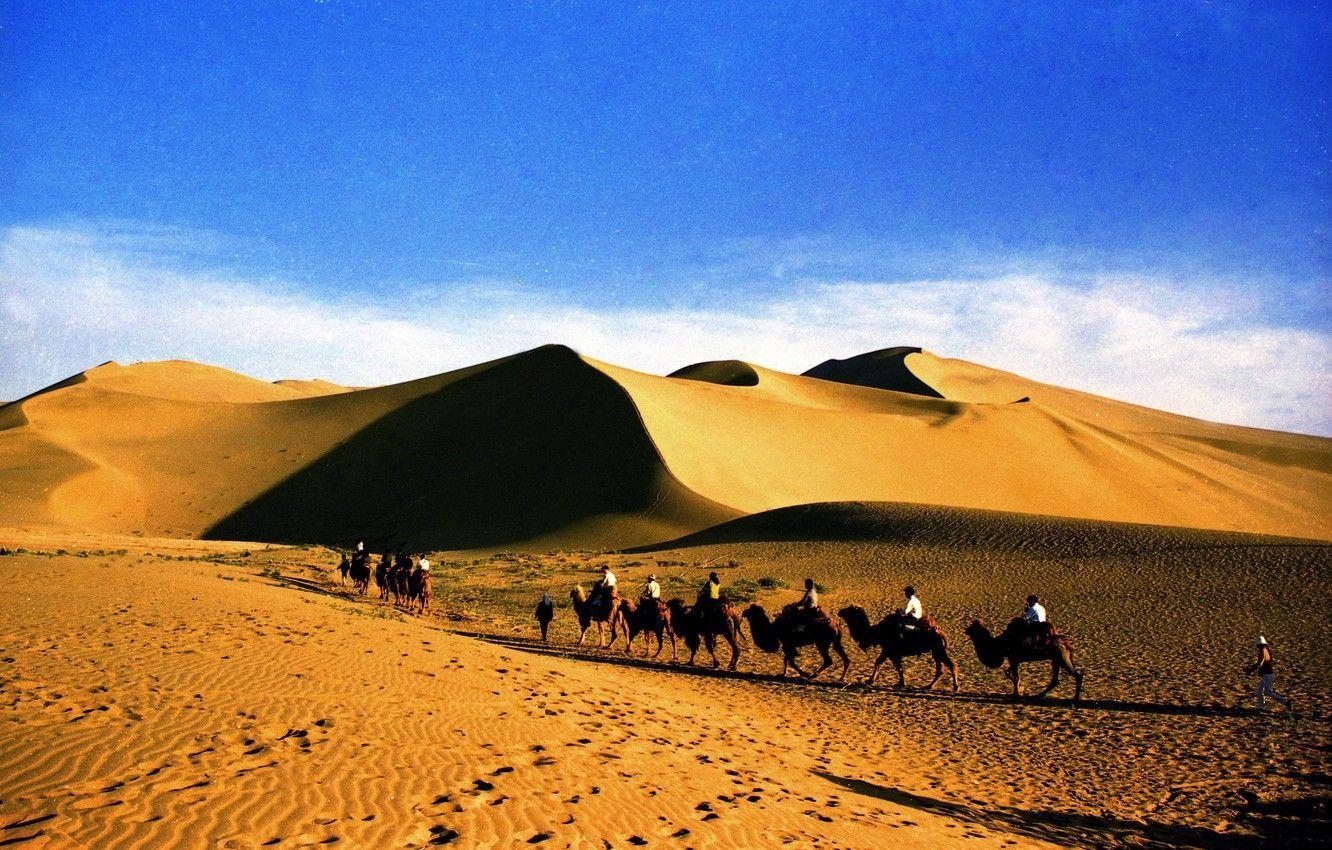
[0,344,1327,548]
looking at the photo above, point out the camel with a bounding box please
[408,566,431,615]
[666,598,743,670]
[964,618,1083,701]
[837,606,958,690]
[743,604,849,682]
[569,585,625,649]
[618,597,678,661]
[375,554,390,601]
[390,557,412,608]
[349,555,370,595]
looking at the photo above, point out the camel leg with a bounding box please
[893,658,907,690]
[946,655,959,692]
[726,633,740,671]
[926,657,943,691]
[1060,646,1084,702]
[705,634,720,668]
[1008,661,1021,698]
[866,648,890,686]
[576,621,589,647]
[834,641,850,683]
[1036,660,1060,698]
[787,647,810,679]
[668,630,679,663]
[809,643,834,681]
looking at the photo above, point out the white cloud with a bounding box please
[2,223,1328,435]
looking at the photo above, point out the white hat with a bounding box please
[420,558,430,569]
[1255,635,1267,646]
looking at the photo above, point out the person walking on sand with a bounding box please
[1247,636,1293,713]
[535,593,555,642]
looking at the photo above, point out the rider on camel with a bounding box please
[897,585,923,639]
[698,571,723,608]
[642,574,661,603]
[1021,594,1054,647]
[592,565,618,613]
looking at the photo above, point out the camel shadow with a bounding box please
[463,631,1324,722]
[813,772,1324,849]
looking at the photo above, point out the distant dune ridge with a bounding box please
[0,344,1328,548]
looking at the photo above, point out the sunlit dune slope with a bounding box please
[0,347,737,549]
[1,344,1327,546]
[601,352,1330,540]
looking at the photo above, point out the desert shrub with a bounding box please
[757,576,784,589]
[727,578,760,603]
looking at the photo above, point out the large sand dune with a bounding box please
[0,344,1327,548]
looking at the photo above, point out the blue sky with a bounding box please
[2,2,1329,431]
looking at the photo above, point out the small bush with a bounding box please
[757,576,784,590]
[727,578,760,603]
[260,567,282,580]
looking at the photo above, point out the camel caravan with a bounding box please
[558,569,1083,702]
[336,541,432,615]
[330,549,1082,702]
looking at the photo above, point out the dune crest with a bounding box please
[0,344,1327,546]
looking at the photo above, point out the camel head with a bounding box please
[741,603,767,624]
[570,585,586,604]
[837,606,874,650]
[964,619,989,639]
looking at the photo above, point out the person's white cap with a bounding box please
[1256,635,1268,646]
[648,574,656,580]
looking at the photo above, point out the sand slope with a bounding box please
[0,347,735,549]
[0,344,1327,547]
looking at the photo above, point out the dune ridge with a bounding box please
[0,344,1327,547]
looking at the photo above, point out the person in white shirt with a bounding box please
[799,578,819,610]
[896,586,922,639]
[600,566,617,590]
[643,574,661,601]
[1023,595,1046,623]
[419,557,430,573]
[900,586,922,620]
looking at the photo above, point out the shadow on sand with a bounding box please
[812,771,1329,850]
[462,631,1323,723]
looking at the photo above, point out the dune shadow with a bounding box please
[205,345,733,550]
[813,771,1326,849]
[625,501,1331,555]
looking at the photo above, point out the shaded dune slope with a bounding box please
[804,346,945,398]
[208,346,737,549]
[628,500,1328,555]
[669,359,761,386]
[0,348,738,549]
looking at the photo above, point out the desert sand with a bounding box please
[1,515,1327,848]
[1,345,1328,848]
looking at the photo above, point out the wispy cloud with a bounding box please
[2,223,1328,435]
